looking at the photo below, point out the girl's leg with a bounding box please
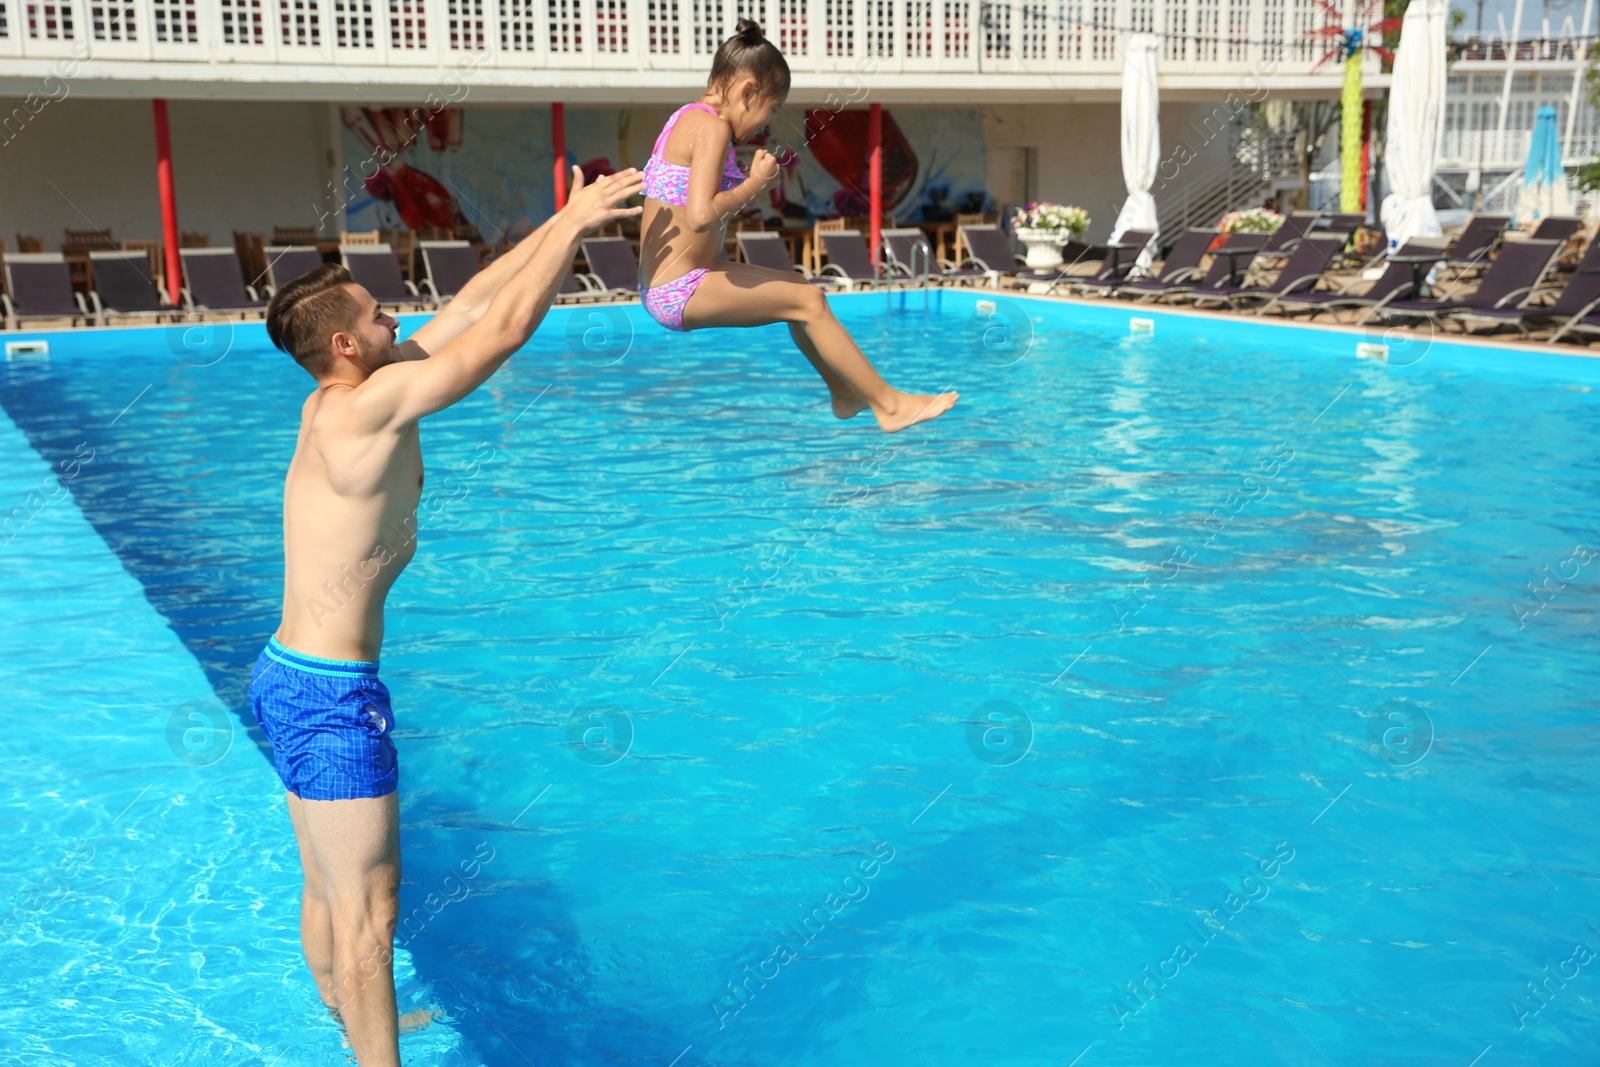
[681,261,957,433]
[788,322,868,420]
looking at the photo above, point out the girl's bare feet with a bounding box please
[874,390,959,433]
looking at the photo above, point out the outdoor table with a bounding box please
[1388,251,1449,298]
[1213,246,1260,288]
[1103,239,1144,278]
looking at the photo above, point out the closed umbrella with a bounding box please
[1109,33,1161,271]
[1515,105,1571,225]
[1379,0,1447,254]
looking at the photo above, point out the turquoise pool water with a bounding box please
[1,291,1598,1066]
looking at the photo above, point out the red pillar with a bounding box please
[1359,100,1373,213]
[552,102,568,210]
[868,103,882,269]
[153,99,182,303]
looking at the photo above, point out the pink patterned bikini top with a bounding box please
[642,103,746,207]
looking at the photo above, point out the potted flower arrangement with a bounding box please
[1010,202,1090,269]
[1213,208,1285,250]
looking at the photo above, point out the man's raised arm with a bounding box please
[357,167,643,428]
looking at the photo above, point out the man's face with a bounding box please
[341,285,400,374]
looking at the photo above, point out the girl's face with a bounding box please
[723,77,784,142]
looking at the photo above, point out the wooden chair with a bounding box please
[954,213,992,261]
[233,231,269,292]
[121,239,164,283]
[340,230,382,246]
[181,232,211,248]
[15,234,45,253]
[380,228,418,282]
[64,228,117,252]
[418,225,454,242]
[274,225,319,245]
[59,230,118,292]
[813,218,849,274]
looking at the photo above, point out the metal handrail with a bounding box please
[886,239,932,314]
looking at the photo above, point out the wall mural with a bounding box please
[338,105,989,236]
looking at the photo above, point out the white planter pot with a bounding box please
[1015,228,1070,269]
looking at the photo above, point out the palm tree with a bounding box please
[1307,0,1402,212]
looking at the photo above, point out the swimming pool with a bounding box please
[2,291,1597,1066]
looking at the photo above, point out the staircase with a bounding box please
[1150,124,1299,249]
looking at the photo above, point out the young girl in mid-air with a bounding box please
[636,19,958,434]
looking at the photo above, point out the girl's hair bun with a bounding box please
[709,17,789,99]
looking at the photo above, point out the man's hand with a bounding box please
[748,150,781,192]
[560,165,645,236]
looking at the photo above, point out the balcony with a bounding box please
[0,0,1367,102]
[1446,34,1596,64]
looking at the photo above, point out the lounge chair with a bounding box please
[1370,238,1564,327]
[1434,214,1510,279]
[1050,229,1159,295]
[419,240,481,303]
[1527,216,1582,244]
[1454,237,1600,338]
[1256,211,1322,262]
[578,236,640,300]
[881,228,994,287]
[1184,233,1347,309]
[816,230,885,290]
[556,272,607,303]
[262,246,326,295]
[959,223,1110,291]
[180,248,266,316]
[1123,231,1268,303]
[2,253,91,328]
[87,250,181,325]
[737,231,839,287]
[1256,240,1441,320]
[957,224,1026,287]
[341,243,433,310]
[1102,229,1217,299]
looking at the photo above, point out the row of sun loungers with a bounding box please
[974,213,1596,344]
[0,242,488,328]
[4,215,1596,344]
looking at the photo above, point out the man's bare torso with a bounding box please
[276,385,422,662]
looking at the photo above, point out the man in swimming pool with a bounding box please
[252,167,643,1067]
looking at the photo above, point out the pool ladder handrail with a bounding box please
[886,239,932,314]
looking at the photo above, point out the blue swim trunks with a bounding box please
[249,637,398,801]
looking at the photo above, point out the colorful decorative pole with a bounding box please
[552,102,568,210]
[1338,34,1365,213]
[868,103,882,269]
[152,99,182,303]
[1306,0,1399,214]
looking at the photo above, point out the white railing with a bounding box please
[0,0,1363,76]
[1440,127,1600,170]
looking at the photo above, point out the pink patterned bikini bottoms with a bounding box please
[639,268,709,332]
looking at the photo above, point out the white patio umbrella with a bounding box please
[1379,0,1448,253]
[1109,33,1161,271]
